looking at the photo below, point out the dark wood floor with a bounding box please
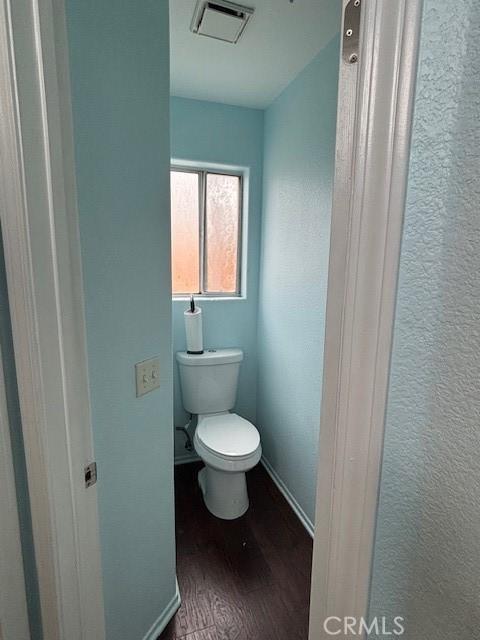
[159,461,313,640]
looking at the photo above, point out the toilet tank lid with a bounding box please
[176,348,243,366]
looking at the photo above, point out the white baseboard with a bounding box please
[261,456,314,539]
[142,579,181,640]
[174,453,200,466]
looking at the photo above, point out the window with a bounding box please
[170,167,243,296]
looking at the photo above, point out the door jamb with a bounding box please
[0,0,105,638]
[309,1,423,637]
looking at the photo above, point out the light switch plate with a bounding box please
[135,357,160,397]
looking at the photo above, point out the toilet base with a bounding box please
[198,465,249,520]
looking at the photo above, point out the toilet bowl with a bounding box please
[176,348,262,520]
[194,412,261,519]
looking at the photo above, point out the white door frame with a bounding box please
[0,345,30,640]
[0,0,105,638]
[309,0,423,638]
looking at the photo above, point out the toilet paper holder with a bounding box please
[185,294,204,355]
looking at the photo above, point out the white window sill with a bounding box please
[172,296,246,302]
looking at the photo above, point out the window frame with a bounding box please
[170,165,244,298]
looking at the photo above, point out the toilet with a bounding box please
[176,348,261,520]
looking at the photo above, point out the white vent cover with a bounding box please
[190,0,254,44]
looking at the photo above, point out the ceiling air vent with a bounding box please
[190,0,255,44]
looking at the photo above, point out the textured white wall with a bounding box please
[369,2,480,637]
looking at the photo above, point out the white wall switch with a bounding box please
[135,357,160,397]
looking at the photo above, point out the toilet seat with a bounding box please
[197,413,260,457]
[194,413,261,472]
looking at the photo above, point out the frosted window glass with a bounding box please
[205,173,240,293]
[170,171,200,294]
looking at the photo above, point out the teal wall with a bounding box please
[369,1,480,637]
[170,97,264,459]
[0,233,42,639]
[65,2,176,639]
[256,34,340,525]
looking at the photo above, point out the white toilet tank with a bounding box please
[176,348,243,415]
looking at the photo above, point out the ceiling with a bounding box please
[169,0,340,109]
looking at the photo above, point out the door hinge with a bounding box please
[84,461,97,488]
[343,0,361,64]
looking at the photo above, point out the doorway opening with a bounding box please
[164,1,341,637]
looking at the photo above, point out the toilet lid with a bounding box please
[197,414,260,458]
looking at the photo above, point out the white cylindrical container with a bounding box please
[184,307,203,354]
